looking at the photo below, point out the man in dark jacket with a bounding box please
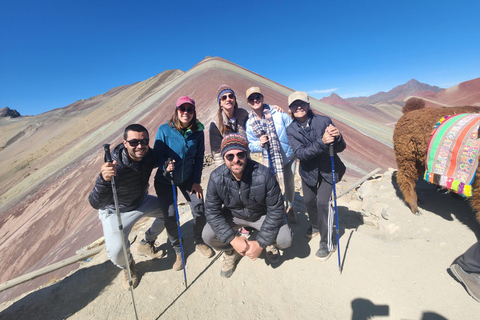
[286,91,346,261]
[89,124,165,290]
[203,133,292,278]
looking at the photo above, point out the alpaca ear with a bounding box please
[403,97,425,114]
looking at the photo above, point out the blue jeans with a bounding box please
[99,195,164,268]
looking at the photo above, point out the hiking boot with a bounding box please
[305,226,320,239]
[285,206,297,224]
[173,254,183,271]
[315,243,333,262]
[137,240,165,259]
[449,263,480,302]
[122,259,139,291]
[265,245,280,264]
[221,250,241,278]
[196,243,215,258]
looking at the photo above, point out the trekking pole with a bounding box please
[166,158,188,288]
[261,130,287,222]
[329,143,342,274]
[103,144,139,320]
[261,130,275,176]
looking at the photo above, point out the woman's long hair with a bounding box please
[168,107,198,132]
[217,98,238,135]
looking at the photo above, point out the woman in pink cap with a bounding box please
[153,96,214,271]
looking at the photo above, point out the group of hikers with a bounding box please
[87,84,480,305]
[88,84,345,290]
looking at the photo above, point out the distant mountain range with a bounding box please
[321,79,444,106]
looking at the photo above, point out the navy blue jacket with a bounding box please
[286,114,346,187]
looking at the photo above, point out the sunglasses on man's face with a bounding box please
[224,151,246,162]
[177,105,195,114]
[221,93,235,101]
[127,139,149,147]
[248,94,262,103]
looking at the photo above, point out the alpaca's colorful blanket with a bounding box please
[424,113,480,197]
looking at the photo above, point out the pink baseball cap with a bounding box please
[176,96,195,108]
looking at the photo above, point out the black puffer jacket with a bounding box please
[89,143,155,212]
[204,159,284,248]
[286,114,346,187]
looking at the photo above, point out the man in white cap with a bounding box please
[286,91,346,261]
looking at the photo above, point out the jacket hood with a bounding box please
[197,120,205,131]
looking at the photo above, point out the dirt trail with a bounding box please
[1,169,479,320]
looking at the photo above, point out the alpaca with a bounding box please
[393,101,480,222]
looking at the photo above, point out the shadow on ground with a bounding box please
[280,192,364,269]
[0,261,118,320]
[391,173,480,239]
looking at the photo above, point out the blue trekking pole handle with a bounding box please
[329,143,342,274]
[166,157,188,288]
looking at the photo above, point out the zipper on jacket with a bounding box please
[177,128,187,183]
[182,138,186,183]
[237,180,249,218]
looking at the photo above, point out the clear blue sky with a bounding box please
[1,0,479,115]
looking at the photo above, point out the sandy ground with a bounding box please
[1,168,479,320]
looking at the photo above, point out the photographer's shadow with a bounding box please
[351,298,389,320]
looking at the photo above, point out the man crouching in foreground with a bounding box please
[89,124,165,290]
[203,133,292,277]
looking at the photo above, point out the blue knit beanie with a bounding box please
[217,84,235,103]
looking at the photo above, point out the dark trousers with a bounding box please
[154,179,206,254]
[302,179,335,246]
[457,241,480,273]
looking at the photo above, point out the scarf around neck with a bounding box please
[248,104,284,181]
